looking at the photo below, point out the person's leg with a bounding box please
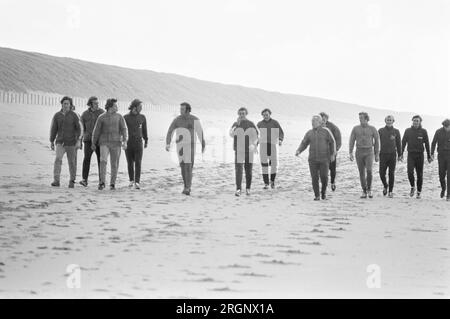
[125,145,135,182]
[416,153,424,193]
[388,154,397,193]
[180,162,187,189]
[99,145,109,185]
[65,146,77,182]
[245,162,253,190]
[309,161,320,198]
[319,161,329,196]
[445,156,450,198]
[365,152,374,191]
[82,141,94,181]
[407,153,415,188]
[53,144,66,183]
[260,144,270,185]
[355,151,367,191]
[95,145,101,179]
[134,142,143,184]
[185,163,193,190]
[270,147,278,182]
[379,154,388,190]
[109,146,121,186]
[329,159,337,184]
[235,163,243,190]
[438,154,446,193]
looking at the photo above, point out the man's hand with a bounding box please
[91,143,97,151]
[375,153,379,163]
[330,153,336,162]
[279,140,283,147]
[122,142,127,151]
[202,144,206,153]
[165,144,170,152]
[398,155,403,162]
[428,157,433,164]
[295,149,301,157]
[349,153,354,161]
[75,140,82,150]
[144,142,148,149]
[50,142,55,151]
[431,154,435,161]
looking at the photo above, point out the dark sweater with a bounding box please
[402,126,431,159]
[324,121,342,151]
[124,112,148,145]
[431,127,450,155]
[378,126,402,156]
[231,119,258,153]
[257,118,284,145]
[297,127,336,163]
[50,110,82,146]
[80,108,105,140]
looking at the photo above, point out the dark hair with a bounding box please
[87,96,98,107]
[412,115,422,122]
[319,112,329,119]
[180,102,191,113]
[442,119,450,128]
[359,112,370,121]
[60,96,73,107]
[261,108,272,115]
[105,98,118,110]
[237,107,248,115]
[129,99,142,110]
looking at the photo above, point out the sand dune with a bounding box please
[0,103,448,298]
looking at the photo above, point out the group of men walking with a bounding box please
[49,96,450,201]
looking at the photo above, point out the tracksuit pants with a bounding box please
[407,152,424,192]
[235,151,254,190]
[379,153,397,192]
[82,141,100,182]
[125,141,143,183]
[309,160,329,198]
[355,148,374,192]
[99,144,121,186]
[438,152,450,197]
[260,143,278,184]
[53,144,77,183]
[329,159,337,184]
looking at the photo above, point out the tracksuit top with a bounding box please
[431,127,450,156]
[324,121,342,151]
[124,112,148,145]
[49,110,82,146]
[166,114,205,148]
[297,126,336,163]
[401,126,431,159]
[231,119,259,153]
[378,126,402,156]
[257,118,284,145]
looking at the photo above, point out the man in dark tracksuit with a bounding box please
[124,99,148,189]
[431,119,450,200]
[320,112,342,191]
[401,115,432,199]
[378,115,402,197]
[230,107,259,196]
[50,96,82,188]
[257,108,284,189]
[296,115,336,201]
[79,96,105,187]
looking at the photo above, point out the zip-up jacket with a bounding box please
[431,127,450,156]
[231,119,259,153]
[80,108,105,141]
[124,112,148,145]
[49,110,82,146]
[324,121,342,151]
[257,118,284,145]
[401,126,431,159]
[92,112,128,147]
[297,126,336,162]
[378,126,402,156]
[349,124,380,154]
[166,114,205,149]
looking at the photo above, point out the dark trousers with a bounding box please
[309,161,329,198]
[82,141,100,181]
[125,142,143,183]
[438,153,450,196]
[236,163,253,190]
[180,162,194,190]
[355,149,374,191]
[329,159,337,184]
[379,153,397,192]
[407,152,424,192]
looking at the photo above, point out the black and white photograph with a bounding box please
[0,0,449,305]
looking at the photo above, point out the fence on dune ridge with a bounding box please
[0,90,179,113]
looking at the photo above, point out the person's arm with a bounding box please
[229,122,238,138]
[349,127,356,154]
[142,115,149,147]
[91,116,102,146]
[424,129,431,160]
[431,130,438,157]
[194,119,206,151]
[296,131,310,155]
[166,118,178,148]
[120,115,128,145]
[334,125,342,151]
[49,114,58,144]
[74,113,82,147]
[327,129,336,159]
[373,127,380,156]
[395,129,402,157]
[277,121,285,143]
[401,129,408,154]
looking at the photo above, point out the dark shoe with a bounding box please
[321,193,327,200]
[98,183,105,190]
[383,187,387,196]
[51,181,60,187]
[235,189,241,197]
[410,187,415,197]
[440,189,446,199]
[314,196,320,201]
[367,190,373,199]
[331,183,336,192]
[360,191,368,199]
[388,192,394,198]
[68,180,75,188]
[263,184,269,190]
[135,183,141,190]
[182,189,190,195]
[110,184,115,190]
[246,189,251,196]
[416,192,421,199]
[270,181,275,189]
[79,180,88,187]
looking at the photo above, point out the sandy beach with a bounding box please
[0,103,448,298]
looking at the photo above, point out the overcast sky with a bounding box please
[0,0,449,116]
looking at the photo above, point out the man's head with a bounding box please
[359,112,369,125]
[319,112,329,124]
[60,96,73,113]
[312,115,323,129]
[385,115,395,127]
[87,96,99,110]
[412,115,422,128]
[261,108,272,121]
[442,119,450,132]
[237,107,248,120]
[129,99,143,114]
[180,102,191,115]
[105,98,118,113]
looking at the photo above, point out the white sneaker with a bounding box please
[235,189,241,197]
[246,189,251,196]
[135,183,140,190]
[128,181,134,188]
